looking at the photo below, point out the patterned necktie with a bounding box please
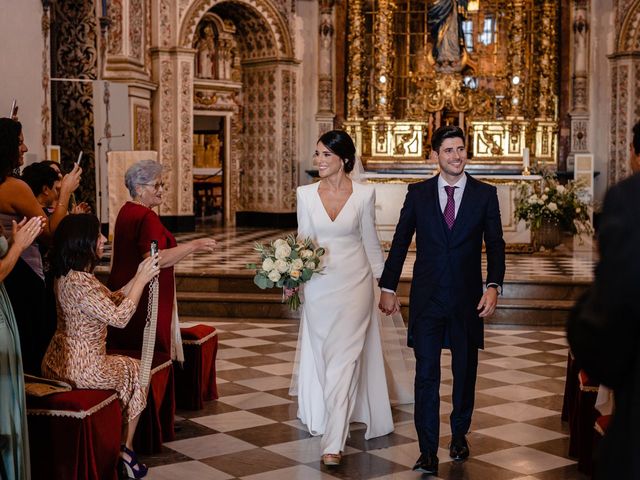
[444,185,457,230]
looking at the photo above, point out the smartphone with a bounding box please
[150,239,158,257]
[9,99,17,118]
[76,151,83,166]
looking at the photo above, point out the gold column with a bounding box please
[506,0,526,118]
[373,0,395,119]
[537,0,558,119]
[346,0,364,120]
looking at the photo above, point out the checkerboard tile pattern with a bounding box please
[101,227,596,282]
[142,321,586,480]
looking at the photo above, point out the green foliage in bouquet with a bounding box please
[246,234,325,310]
[514,171,593,236]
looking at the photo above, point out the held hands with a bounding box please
[12,216,45,251]
[191,237,217,253]
[136,253,161,283]
[71,202,91,214]
[477,287,498,318]
[379,290,401,315]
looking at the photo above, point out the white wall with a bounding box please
[0,0,45,164]
[295,0,319,186]
[589,0,616,203]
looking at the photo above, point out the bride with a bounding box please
[292,130,413,466]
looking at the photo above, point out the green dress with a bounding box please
[0,236,30,479]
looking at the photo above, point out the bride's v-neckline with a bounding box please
[316,182,354,223]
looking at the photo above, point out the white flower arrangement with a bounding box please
[247,234,325,310]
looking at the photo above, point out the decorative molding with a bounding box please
[317,0,334,115]
[159,59,174,214]
[346,0,363,119]
[108,0,124,55]
[179,60,193,214]
[179,0,293,58]
[160,0,172,47]
[133,104,151,150]
[281,68,297,209]
[130,0,144,61]
[41,3,51,155]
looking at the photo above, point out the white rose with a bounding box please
[275,244,292,259]
[576,207,581,213]
[300,249,313,259]
[556,185,566,193]
[274,259,289,273]
[274,239,287,248]
[268,270,281,282]
[262,258,275,272]
[547,202,558,212]
[290,270,301,280]
[541,194,548,201]
[527,195,537,204]
[305,261,316,270]
[544,187,550,193]
[291,258,304,271]
[537,199,544,205]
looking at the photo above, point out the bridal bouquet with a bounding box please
[247,234,325,310]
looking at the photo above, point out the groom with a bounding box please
[379,125,505,475]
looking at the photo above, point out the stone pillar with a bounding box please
[151,47,195,218]
[316,0,335,134]
[570,1,590,157]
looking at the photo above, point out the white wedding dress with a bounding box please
[292,180,413,455]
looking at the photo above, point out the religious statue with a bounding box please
[196,25,216,79]
[427,0,469,71]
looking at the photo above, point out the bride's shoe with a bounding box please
[322,453,342,466]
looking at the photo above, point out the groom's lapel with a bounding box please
[425,176,448,241]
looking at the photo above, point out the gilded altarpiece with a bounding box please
[344,0,560,172]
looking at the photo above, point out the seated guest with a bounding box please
[42,214,159,479]
[107,160,217,361]
[0,216,45,480]
[0,118,82,373]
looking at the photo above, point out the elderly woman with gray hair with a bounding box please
[107,159,217,362]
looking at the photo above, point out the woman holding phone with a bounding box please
[0,118,82,373]
[42,214,159,479]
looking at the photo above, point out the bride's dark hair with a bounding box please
[318,130,356,173]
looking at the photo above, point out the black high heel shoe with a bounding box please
[119,445,148,479]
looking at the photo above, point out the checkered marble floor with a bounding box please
[142,320,586,480]
[102,226,596,282]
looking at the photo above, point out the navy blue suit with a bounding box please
[379,173,505,453]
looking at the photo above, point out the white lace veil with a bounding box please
[349,155,366,183]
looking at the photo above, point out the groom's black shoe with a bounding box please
[449,435,470,461]
[412,451,438,475]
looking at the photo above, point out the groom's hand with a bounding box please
[379,291,400,315]
[477,287,498,317]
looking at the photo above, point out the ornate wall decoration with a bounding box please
[281,69,297,210]
[41,3,51,154]
[317,0,334,115]
[506,0,526,117]
[609,64,618,184]
[241,67,278,210]
[160,0,172,47]
[133,105,151,150]
[346,0,364,119]
[617,0,640,50]
[159,59,174,214]
[50,0,98,211]
[536,1,558,119]
[145,0,152,73]
[179,0,293,57]
[130,0,144,61]
[571,119,588,152]
[179,60,194,215]
[108,0,124,55]
[373,0,394,118]
[609,64,629,184]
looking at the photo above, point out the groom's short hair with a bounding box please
[431,125,465,154]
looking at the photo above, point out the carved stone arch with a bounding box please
[617,0,640,52]
[179,0,293,58]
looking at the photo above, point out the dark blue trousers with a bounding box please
[412,289,479,454]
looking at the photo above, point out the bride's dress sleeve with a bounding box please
[360,186,385,277]
[296,187,313,240]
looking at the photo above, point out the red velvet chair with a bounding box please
[569,369,599,474]
[27,389,121,480]
[175,324,219,410]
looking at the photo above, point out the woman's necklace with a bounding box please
[131,199,149,209]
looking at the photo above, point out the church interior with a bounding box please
[0,0,637,479]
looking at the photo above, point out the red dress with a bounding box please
[107,202,178,360]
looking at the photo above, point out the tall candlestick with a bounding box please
[522,147,530,175]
